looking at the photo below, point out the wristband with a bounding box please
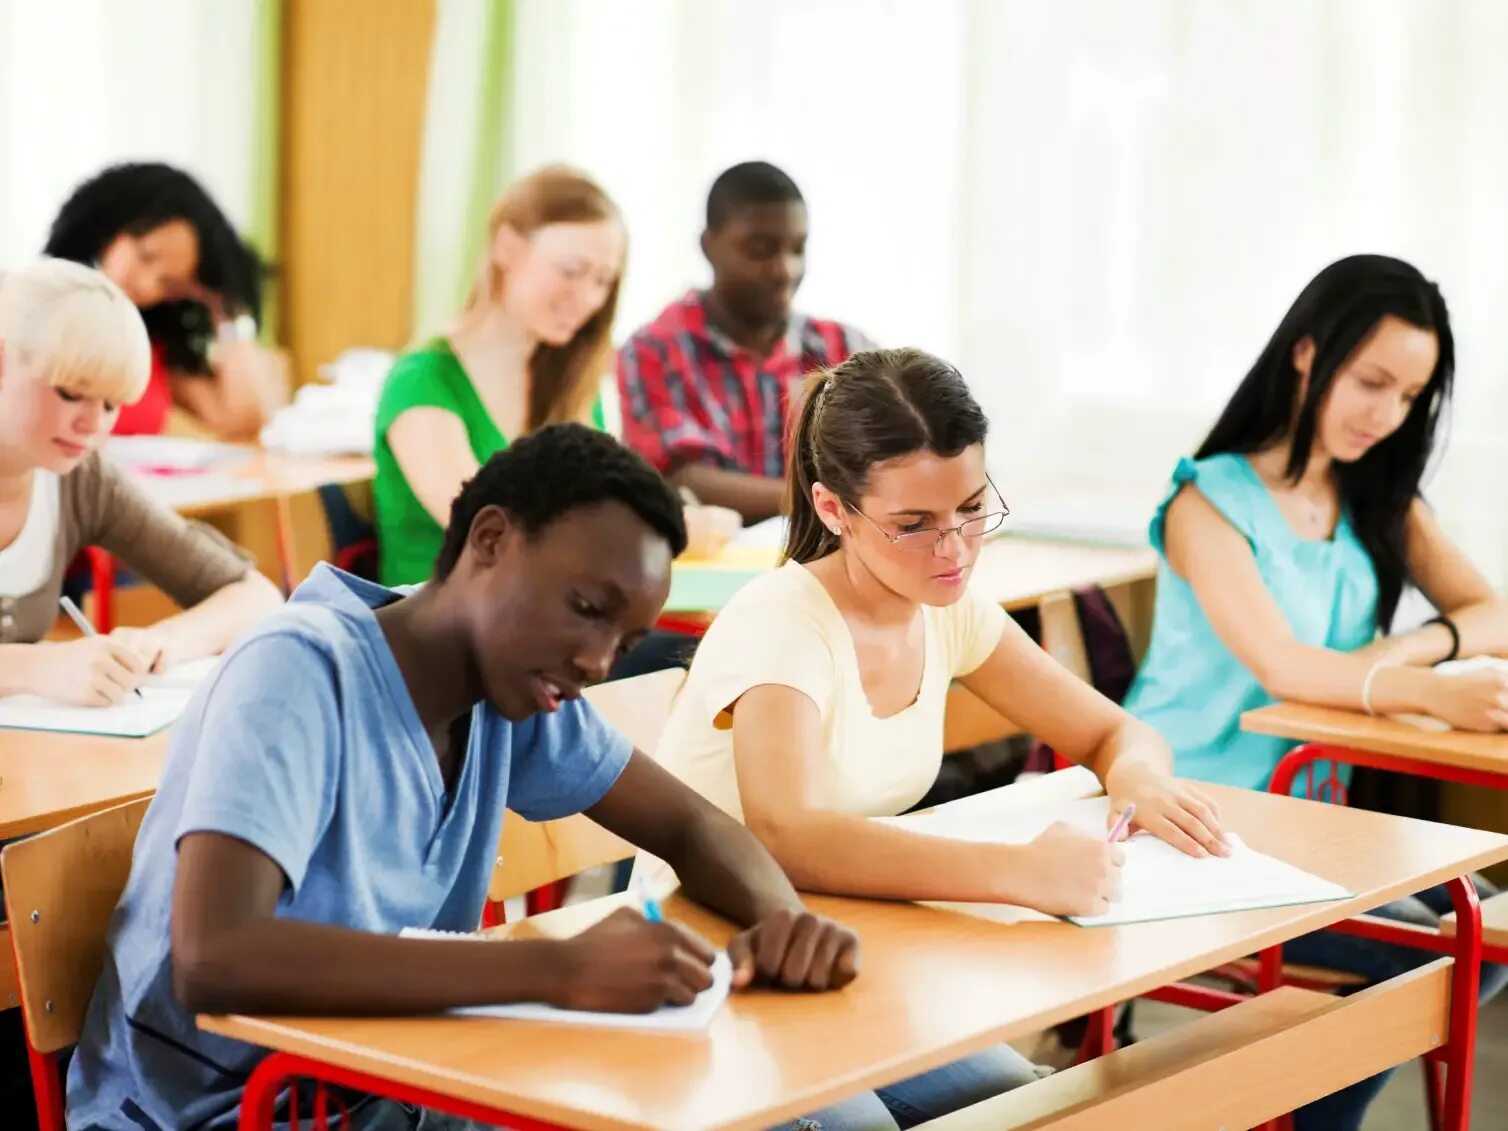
[1427,615,1461,663]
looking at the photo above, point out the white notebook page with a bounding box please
[878,795,1351,927]
[399,927,732,1033]
[0,657,218,737]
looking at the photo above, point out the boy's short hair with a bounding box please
[434,424,688,579]
[705,161,804,230]
[0,258,151,405]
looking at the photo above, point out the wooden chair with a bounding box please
[484,668,686,922]
[2,798,151,1131]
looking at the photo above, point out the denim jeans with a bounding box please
[1284,875,1508,1131]
[771,1044,1044,1131]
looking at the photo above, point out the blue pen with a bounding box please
[635,878,663,923]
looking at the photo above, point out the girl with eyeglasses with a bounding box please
[637,346,1220,1130]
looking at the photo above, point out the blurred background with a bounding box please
[3,0,1505,579]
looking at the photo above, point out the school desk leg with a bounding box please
[1258,942,1284,992]
[237,1050,572,1130]
[1423,1054,1446,1131]
[238,1052,288,1130]
[1073,1005,1116,1063]
[1440,875,1482,1131]
[526,881,567,916]
[26,1041,64,1131]
[273,496,298,593]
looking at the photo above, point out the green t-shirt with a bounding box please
[372,338,606,585]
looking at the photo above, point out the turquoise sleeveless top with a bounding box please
[1122,454,1379,792]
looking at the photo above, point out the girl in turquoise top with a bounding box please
[1125,254,1508,1131]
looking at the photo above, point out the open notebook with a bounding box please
[878,795,1351,927]
[0,656,220,738]
[399,928,732,1033]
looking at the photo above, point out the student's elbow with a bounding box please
[238,570,285,614]
[743,806,822,888]
[1248,652,1304,702]
[170,929,238,1015]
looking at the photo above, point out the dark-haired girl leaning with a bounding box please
[1123,254,1508,1131]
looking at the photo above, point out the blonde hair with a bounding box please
[458,165,623,431]
[0,258,151,404]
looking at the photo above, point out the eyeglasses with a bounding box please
[845,481,1011,552]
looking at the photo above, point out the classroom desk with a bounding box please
[0,729,170,842]
[139,451,376,519]
[0,729,171,1009]
[669,536,1156,617]
[1242,701,1508,789]
[199,785,1508,1131]
[134,451,376,591]
[1243,701,1508,968]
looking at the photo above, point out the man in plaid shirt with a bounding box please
[617,162,871,521]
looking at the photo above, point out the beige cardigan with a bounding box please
[0,452,252,644]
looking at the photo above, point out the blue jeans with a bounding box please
[773,1044,1044,1130]
[1283,875,1508,1131]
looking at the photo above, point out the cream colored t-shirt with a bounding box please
[639,560,1006,887]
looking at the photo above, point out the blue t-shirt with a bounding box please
[1122,454,1378,792]
[67,565,631,1130]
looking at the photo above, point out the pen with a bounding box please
[1108,803,1136,843]
[635,878,663,923]
[59,595,144,700]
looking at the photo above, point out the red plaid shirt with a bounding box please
[616,290,870,477]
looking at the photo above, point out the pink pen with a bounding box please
[1108,803,1136,843]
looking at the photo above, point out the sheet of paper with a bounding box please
[0,686,193,737]
[878,796,1351,927]
[399,928,731,1032]
[729,516,788,551]
[134,473,264,510]
[105,436,253,473]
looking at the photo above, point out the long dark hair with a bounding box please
[44,162,265,375]
[784,347,989,563]
[1195,254,1454,630]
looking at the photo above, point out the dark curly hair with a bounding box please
[435,424,688,579]
[43,162,265,375]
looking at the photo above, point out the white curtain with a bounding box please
[507,0,1508,583]
[0,0,264,267]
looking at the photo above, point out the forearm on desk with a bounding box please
[155,573,284,659]
[1084,718,1173,794]
[745,805,1027,904]
[173,915,574,1016]
[657,801,806,925]
[1383,599,1508,666]
[0,642,42,696]
[669,464,785,523]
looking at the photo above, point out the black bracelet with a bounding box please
[1428,614,1461,663]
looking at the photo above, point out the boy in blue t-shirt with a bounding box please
[68,424,859,1130]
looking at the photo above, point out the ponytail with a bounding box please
[782,368,837,564]
[777,347,988,567]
